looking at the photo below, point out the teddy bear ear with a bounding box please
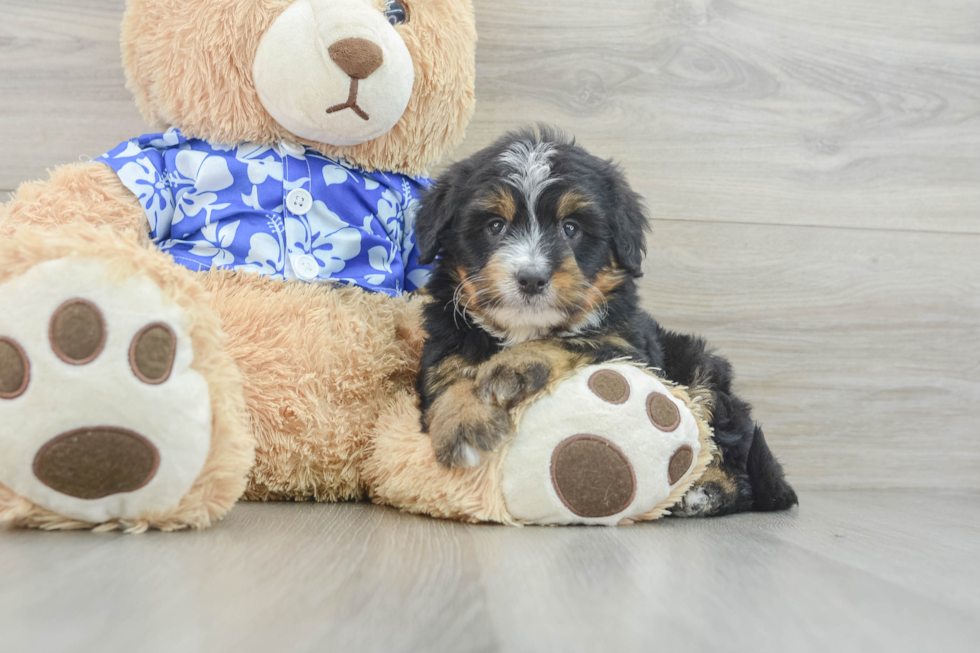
[415,171,465,265]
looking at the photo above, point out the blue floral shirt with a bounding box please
[96,128,432,296]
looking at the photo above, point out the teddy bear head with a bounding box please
[121,0,477,175]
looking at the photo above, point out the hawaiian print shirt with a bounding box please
[96,128,432,296]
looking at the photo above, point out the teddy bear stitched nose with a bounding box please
[328,38,384,80]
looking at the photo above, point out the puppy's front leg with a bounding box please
[475,341,585,408]
[427,380,513,468]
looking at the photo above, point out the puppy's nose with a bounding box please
[517,269,550,296]
[328,38,384,79]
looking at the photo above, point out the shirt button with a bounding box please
[280,139,306,157]
[293,254,319,280]
[286,188,313,216]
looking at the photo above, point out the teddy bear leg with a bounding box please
[196,274,425,504]
[0,221,253,531]
[364,386,517,524]
[365,363,715,526]
[499,364,715,526]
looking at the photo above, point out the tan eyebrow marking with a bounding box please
[557,191,592,219]
[481,186,517,221]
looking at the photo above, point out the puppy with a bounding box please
[413,126,797,516]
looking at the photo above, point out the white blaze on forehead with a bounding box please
[496,140,558,275]
[499,140,557,222]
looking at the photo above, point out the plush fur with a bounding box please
[0,167,434,528]
[414,127,799,516]
[0,210,253,532]
[121,0,476,176]
[203,272,426,503]
[0,0,478,530]
[364,365,717,525]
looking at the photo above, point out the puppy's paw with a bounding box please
[428,384,513,468]
[476,359,551,408]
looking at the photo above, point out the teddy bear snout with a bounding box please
[328,37,384,80]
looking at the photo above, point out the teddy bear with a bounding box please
[0,0,716,532]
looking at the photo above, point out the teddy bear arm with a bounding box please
[1,163,151,247]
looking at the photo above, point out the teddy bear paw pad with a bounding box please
[0,258,212,523]
[501,364,703,526]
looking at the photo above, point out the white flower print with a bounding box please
[401,198,421,258]
[188,220,241,268]
[115,156,175,237]
[243,224,286,276]
[112,140,146,159]
[284,176,312,192]
[364,244,395,286]
[322,163,350,187]
[171,150,234,226]
[97,128,434,294]
[373,188,403,243]
[241,185,262,210]
[236,144,283,185]
[149,128,181,150]
[317,157,380,190]
[287,200,362,276]
[368,245,394,274]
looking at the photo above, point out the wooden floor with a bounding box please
[1,491,978,653]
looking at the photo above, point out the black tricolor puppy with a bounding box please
[413,126,797,517]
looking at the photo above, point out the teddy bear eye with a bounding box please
[384,1,409,25]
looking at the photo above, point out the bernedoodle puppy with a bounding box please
[413,126,798,517]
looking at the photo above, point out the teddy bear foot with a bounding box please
[501,364,712,526]
[0,257,214,525]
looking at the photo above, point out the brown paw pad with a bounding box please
[129,323,177,385]
[0,337,30,399]
[551,434,637,518]
[588,369,630,404]
[668,445,695,485]
[647,392,681,431]
[33,427,160,499]
[49,299,106,365]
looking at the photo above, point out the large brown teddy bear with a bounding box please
[0,0,715,532]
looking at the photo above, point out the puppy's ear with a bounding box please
[415,178,457,265]
[608,166,650,277]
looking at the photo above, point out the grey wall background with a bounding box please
[2,0,978,490]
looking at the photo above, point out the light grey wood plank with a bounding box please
[750,490,980,612]
[0,0,148,193]
[3,0,980,234]
[0,502,495,653]
[470,496,980,653]
[639,220,980,490]
[1,493,978,653]
[460,0,980,234]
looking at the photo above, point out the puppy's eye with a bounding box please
[486,219,507,236]
[562,220,580,239]
[384,1,409,25]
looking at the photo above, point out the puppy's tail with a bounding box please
[747,425,799,511]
